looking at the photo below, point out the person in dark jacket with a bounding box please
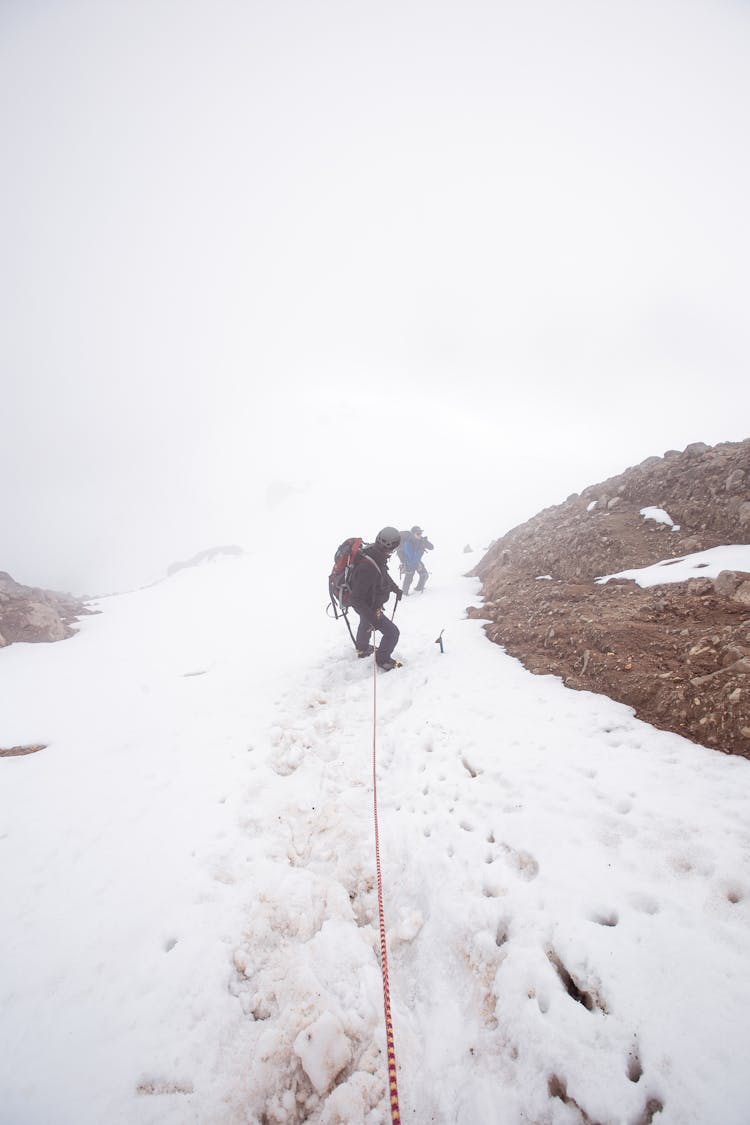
[349,526,403,670]
[399,525,434,595]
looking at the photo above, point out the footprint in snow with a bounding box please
[269,727,312,776]
[500,843,539,881]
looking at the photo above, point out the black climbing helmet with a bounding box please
[375,526,401,552]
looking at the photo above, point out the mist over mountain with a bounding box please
[2,1,749,595]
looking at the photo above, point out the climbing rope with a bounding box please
[371,642,401,1123]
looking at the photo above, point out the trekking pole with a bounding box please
[343,611,359,649]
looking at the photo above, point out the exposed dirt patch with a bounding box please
[471,440,750,757]
[0,744,48,758]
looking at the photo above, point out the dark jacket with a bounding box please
[349,545,400,627]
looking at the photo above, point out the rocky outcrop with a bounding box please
[0,572,89,647]
[166,545,244,577]
[476,438,750,585]
[471,439,750,758]
[0,743,47,757]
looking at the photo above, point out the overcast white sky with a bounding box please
[2,0,749,595]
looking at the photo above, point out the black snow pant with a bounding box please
[402,561,428,595]
[355,610,399,663]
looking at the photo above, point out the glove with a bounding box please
[396,589,403,602]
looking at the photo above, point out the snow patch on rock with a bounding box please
[640,506,679,529]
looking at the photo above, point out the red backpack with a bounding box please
[328,536,365,617]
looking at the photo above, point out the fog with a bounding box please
[2,0,749,595]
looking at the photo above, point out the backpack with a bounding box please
[328,536,365,617]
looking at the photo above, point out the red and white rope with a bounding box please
[371,643,401,1122]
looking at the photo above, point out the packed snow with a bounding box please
[2,530,750,1125]
[598,543,750,588]
[639,507,679,530]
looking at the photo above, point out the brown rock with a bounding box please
[687,578,714,596]
[726,469,746,493]
[0,572,88,647]
[733,582,750,607]
[471,438,750,759]
[7,601,66,642]
[714,570,742,597]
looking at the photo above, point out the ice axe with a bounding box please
[435,629,445,654]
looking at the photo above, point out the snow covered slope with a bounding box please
[2,542,750,1124]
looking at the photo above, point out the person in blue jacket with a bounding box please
[399,526,434,595]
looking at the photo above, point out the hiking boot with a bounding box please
[376,657,402,672]
[357,644,374,658]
